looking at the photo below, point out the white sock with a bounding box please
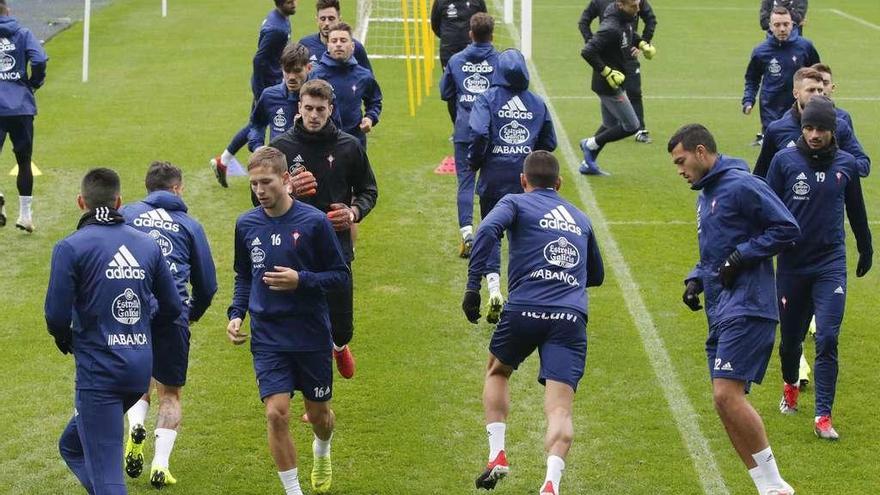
[152,428,178,469]
[313,434,332,457]
[221,149,235,165]
[19,196,32,221]
[460,225,473,238]
[127,399,149,429]
[486,273,501,294]
[333,344,346,352]
[278,468,303,495]
[748,466,767,493]
[486,422,506,460]
[586,137,599,150]
[545,455,565,490]
[752,447,786,489]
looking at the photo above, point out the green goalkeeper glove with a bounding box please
[600,66,625,89]
[638,41,656,60]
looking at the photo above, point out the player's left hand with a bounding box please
[638,41,656,60]
[856,250,873,277]
[682,279,703,311]
[327,203,355,231]
[263,266,300,291]
[719,250,744,289]
[53,332,72,355]
[462,290,481,323]
[360,117,373,133]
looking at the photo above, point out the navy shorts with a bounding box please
[490,310,587,391]
[252,350,333,402]
[705,316,776,391]
[152,320,190,387]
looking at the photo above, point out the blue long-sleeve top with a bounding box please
[468,189,604,317]
[121,191,218,322]
[767,143,871,275]
[686,156,800,328]
[251,9,292,99]
[468,49,556,198]
[754,105,870,178]
[0,16,48,116]
[742,32,819,110]
[440,41,499,143]
[228,201,350,352]
[298,32,373,72]
[45,214,182,393]
[308,53,382,135]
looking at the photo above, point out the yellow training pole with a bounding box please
[401,0,416,116]
[411,0,423,106]
[419,0,431,94]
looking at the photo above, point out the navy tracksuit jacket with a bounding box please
[440,41,499,227]
[767,141,871,416]
[743,31,820,130]
[468,188,604,315]
[251,9,292,99]
[46,208,182,495]
[686,156,800,329]
[754,104,870,178]
[308,53,382,148]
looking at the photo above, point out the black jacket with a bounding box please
[270,118,378,262]
[430,0,488,56]
[760,0,807,30]
[581,4,643,95]
[578,0,656,46]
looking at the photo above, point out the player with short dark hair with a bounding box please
[766,96,872,440]
[468,48,556,323]
[270,78,378,380]
[753,67,869,178]
[578,0,657,144]
[0,1,49,232]
[298,0,372,71]
[47,167,182,495]
[578,0,656,175]
[308,22,382,149]
[760,0,807,34]
[743,6,820,146]
[463,150,604,495]
[120,161,217,488]
[440,12,499,258]
[210,0,296,188]
[227,145,350,495]
[671,124,799,495]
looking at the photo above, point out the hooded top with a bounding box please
[440,41,500,143]
[121,191,218,323]
[0,16,48,116]
[467,49,556,198]
[742,31,820,117]
[309,52,382,134]
[251,9,292,99]
[754,102,870,178]
[687,155,800,328]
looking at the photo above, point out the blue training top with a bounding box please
[252,9,292,99]
[0,16,48,116]
[440,41,500,144]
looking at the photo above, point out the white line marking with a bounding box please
[829,9,880,31]
[491,2,730,493]
[550,95,880,102]
[607,220,880,226]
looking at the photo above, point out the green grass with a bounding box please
[0,0,878,493]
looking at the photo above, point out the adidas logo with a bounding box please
[105,245,146,280]
[276,108,285,115]
[461,60,494,73]
[497,96,533,119]
[796,172,808,180]
[721,362,733,371]
[539,205,582,235]
[834,286,844,295]
[251,237,262,246]
[292,154,304,164]
[786,140,796,148]
[133,208,179,232]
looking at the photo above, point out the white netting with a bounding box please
[357,0,432,59]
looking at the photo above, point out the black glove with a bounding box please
[462,290,481,324]
[682,279,703,311]
[719,250,744,289]
[856,251,873,277]
[53,332,72,355]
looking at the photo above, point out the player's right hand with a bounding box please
[600,67,625,89]
[682,279,703,311]
[638,41,656,60]
[719,250,745,289]
[856,250,873,277]
[290,166,318,197]
[227,318,248,345]
[53,333,72,355]
[742,104,753,115]
[462,290,481,324]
